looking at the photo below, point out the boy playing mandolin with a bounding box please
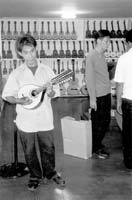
[2,34,65,190]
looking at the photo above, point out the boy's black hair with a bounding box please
[94,29,110,40]
[15,34,37,53]
[125,29,132,43]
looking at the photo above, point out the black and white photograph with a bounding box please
[0,0,132,199]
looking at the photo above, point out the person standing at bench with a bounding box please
[85,30,111,159]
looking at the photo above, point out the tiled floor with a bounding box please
[0,113,132,200]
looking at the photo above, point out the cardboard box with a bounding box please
[61,116,92,159]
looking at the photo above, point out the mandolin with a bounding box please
[52,21,59,40]
[92,21,98,38]
[67,59,80,96]
[53,60,57,74]
[123,20,128,38]
[40,21,46,40]
[6,21,12,40]
[20,21,25,36]
[78,41,84,58]
[71,21,77,40]
[110,21,116,38]
[46,21,52,40]
[59,21,65,40]
[75,60,80,74]
[2,41,6,59]
[7,41,13,59]
[46,41,52,58]
[13,59,17,69]
[27,21,31,35]
[18,69,73,109]
[1,21,6,40]
[116,21,123,38]
[33,21,39,40]
[9,60,13,74]
[122,40,126,53]
[65,41,72,58]
[3,60,8,75]
[40,41,46,58]
[53,41,59,58]
[65,21,71,40]
[59,41,65,58]
[72,41,78,58]
[115,40,122,58]
[86,20,92,38]
[13,21,18,40]
[110,40,116,58]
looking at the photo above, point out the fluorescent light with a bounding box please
[60,8,77,19]
[61,12,76,19]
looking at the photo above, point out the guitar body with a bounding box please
[65,22,71,40]
[40,22,46,40]
[18,85,43,110]
[80,85,89,95]
[67,79,80,95]
[67,59,80,95]
[1,21,6,40]
[13,21,18,40]
[78,40,84,58]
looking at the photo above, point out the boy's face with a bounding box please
[99,36,110,52]
[18,45,37,67]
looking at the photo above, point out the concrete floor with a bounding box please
[0,113,132,200]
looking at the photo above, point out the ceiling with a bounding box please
[0,0,132,19]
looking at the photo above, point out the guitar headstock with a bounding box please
[51,69,73,85]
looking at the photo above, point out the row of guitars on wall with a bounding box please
[1,20,78,40]
[1,19,130,41]
[1,40,85,59]
[85,19,130,38]
[1,58,85,76]
[1,38,126,60]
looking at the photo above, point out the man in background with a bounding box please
[85,30,111,159]
[114,29,132,169]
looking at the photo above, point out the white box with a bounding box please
[61,116,92,159]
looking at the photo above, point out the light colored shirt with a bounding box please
[85,50,111,98]
[114,48,132,100]
[2,61,60,132]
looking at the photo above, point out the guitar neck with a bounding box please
[32,69,73,95]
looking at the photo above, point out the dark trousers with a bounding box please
[122,98,132,169]
[91,94,111,153]
[18,130,56,180]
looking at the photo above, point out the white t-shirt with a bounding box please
[2,61,60,132]
[114,48,132,100]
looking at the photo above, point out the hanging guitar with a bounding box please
[86,20,92,38]
[13,21,18,40]
[71,21,77,40]
[33,21,39,40]
[67,59,80,96]
[116,20,123,38]
[18,69,73,109]
[40,21,46,40]
[1,21,6,40]
[110,21,116,38]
